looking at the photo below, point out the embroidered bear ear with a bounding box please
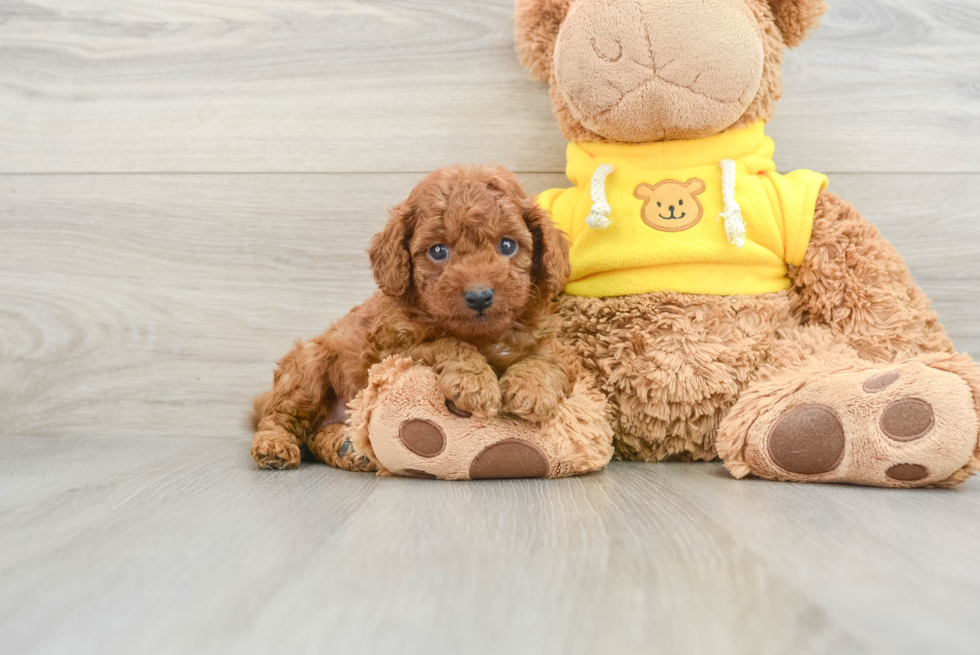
[685,178,706,196]
[515,0,575,82]
[766,0,828,48]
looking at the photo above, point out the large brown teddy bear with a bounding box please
[514,0,980,487]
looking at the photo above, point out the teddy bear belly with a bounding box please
[557,290,797,462]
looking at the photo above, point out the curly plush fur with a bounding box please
[251,165,574,470]
[516,0,980,487]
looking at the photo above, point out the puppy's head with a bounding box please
[369,165,570,339]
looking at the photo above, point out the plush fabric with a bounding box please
[766,0,827,48]
[347,356,614,480]
[517,0,793,143]
[553,0,766,142]
[537,122,828,296]
[553,189,980,487]
[513,0,980,488]
[719,354,980,489]
[557,289,799,462]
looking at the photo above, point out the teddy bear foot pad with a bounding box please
[398,417,550,479]
[347,357,614,480]
[725,359,979,488]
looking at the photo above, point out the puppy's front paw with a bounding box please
[251,430,302,469]
[500,374,561,423]
[438,365,501,418]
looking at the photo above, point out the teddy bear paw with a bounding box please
[726,359,979,488]
[356,360,613,481]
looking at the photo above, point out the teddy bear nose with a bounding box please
[669,205,675,212]
[464,288,494,311]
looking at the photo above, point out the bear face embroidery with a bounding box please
[634,179,706,232]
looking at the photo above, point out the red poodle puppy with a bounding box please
[252,165,572,470]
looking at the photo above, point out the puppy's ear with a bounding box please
[522,199,570,299]
[515,0,574,82]
[369,201,415,297]
[766,0,827,48]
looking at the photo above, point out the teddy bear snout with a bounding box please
[553,0,766,143]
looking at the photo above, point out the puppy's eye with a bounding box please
[678,199,683,206]
[428,244,450,262]
[657,202,662,207]
[497,238,518,257]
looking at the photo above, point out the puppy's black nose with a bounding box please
[464,288,494,312]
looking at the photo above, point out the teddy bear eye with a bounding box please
[657,202,662,207]
[428,243,450,262]
[498,238,518,257]
[679,200,683,205]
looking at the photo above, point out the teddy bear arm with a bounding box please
[788,188,954,362]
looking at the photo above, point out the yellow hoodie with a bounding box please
[537,122,828,297]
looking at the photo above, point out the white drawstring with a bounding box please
[718,158,746,249]
[586,163,615,230]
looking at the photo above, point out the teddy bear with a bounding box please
[510,0,980,487]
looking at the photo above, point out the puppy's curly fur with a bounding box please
[251,165,573,470]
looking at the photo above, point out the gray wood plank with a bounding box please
[0,437,976,655]
[1,172,977,440]
[1,0,978,174]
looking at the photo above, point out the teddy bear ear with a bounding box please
[515,0,575,82]
[766,0,828,48]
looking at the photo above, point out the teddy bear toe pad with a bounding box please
[885,463,929,482]
[767,405,846,475]
[879,398,935,442]
[740,361,977,488]
[469,439,549,479]
[399,419,446,458]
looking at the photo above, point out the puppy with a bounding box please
[251,165,573,470]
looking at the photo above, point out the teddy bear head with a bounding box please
[515,0,827,143]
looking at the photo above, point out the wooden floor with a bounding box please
[3,437,980,655]
[1,1,979,653]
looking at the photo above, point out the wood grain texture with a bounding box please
[1,172,978,440]
[1,1,979,652]
[0,438,977,655]
[1,0,979,174]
